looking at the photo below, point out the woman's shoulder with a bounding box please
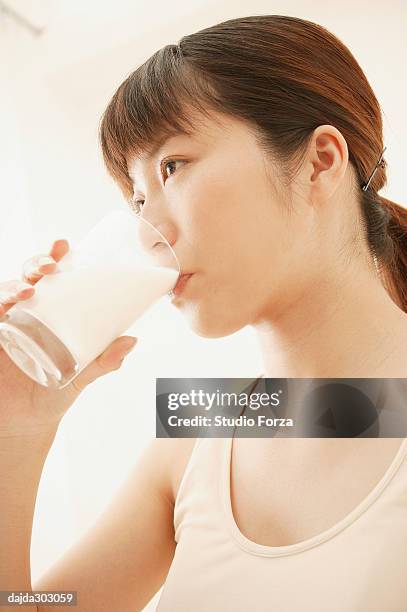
[150,437,198,506]
[169,437,199,504]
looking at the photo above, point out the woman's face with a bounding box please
[127,109,318,338]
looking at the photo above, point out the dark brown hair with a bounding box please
[100,14,407,311]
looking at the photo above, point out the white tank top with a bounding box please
[156,433,407,611]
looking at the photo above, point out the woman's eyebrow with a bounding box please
[144,131,194,162]
[128,131,195,183]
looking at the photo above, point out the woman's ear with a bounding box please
[305,125,349,201]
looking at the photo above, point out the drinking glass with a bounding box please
[0,210,180,389]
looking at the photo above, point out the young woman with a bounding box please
[1,14,407,611]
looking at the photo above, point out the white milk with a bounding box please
[12,260,178,369]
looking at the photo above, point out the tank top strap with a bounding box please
[174,437,227,543]
[173,375,265,543]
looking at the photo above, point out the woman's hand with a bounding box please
[0,240,138,435]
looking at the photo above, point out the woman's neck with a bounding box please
[254,262,407,378]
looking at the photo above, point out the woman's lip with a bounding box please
[172,273,194,296]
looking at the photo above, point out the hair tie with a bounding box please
[361,147,387,192]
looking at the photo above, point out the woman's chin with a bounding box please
[183,305,247,339]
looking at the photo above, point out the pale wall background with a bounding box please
[0,0,406,609]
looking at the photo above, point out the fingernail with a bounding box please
[122,338,138,355]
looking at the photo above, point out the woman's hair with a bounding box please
[100,14,407,311]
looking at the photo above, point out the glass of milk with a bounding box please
[0,210,180,389]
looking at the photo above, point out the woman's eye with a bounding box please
[129,198,144,215]
[129,196,144,215]
[161,159,184,180]
[129,159,184,215]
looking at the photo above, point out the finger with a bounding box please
[70,336,138,393]
[0,282,35,317]
[21,239,69,285]
[0,280,35,305]
[49,239,70,262]
[22,255,57,284]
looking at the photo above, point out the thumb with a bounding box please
[69,336,138,392]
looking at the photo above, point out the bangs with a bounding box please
[99,44,221,200]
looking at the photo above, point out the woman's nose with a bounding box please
[137,217,177,267]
